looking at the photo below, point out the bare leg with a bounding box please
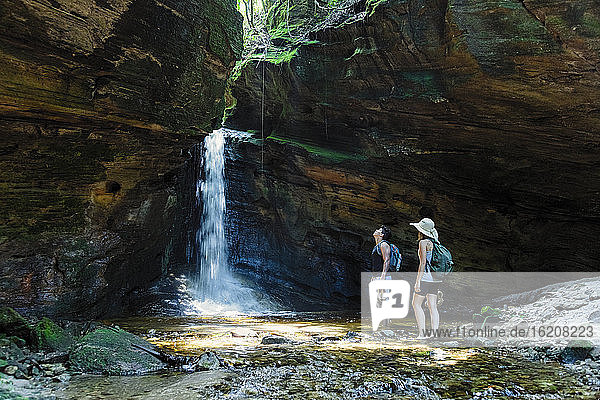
[412,293,426,337]
[426,293,439,331]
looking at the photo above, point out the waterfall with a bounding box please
[192,128,228,300]
[186,128,274,315]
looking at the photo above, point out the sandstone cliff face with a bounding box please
[0,0,242,318]
[225,0,600,306]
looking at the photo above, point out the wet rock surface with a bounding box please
[0,308,226,398]
[0,0,242,318]
[38,314,600,399]
[68,327,167,375]
[225,0,600,307]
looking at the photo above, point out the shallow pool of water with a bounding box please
[48,312,597,399]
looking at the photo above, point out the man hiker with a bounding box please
[372,225,392,279]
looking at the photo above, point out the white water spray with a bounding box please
[193,129,228,300]
[186,129,274,315]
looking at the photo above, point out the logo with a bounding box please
[368,277,411,330]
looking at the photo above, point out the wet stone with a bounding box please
[40,351,69,364]
[4,365,18,375]
[197,352,222,370]
[588,310,600,323]
[52,373,71,383]
[261,335,292,345]
[69,327,166,375]
[41,363,67,376]
[561,341,593,364]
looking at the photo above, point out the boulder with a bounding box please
[69,327,166,375]
[196,352,222,370]
[0,307,34,345]
[33,318,74,352]
[560,340,594,364]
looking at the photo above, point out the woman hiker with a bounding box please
[410,218,441,338]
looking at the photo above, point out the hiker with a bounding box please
[372,225,392,279]
[410,218,441,338]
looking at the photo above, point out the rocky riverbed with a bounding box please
[2,308,599,400]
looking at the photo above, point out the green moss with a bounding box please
[393,71,445,102]
[69,327,165,375]
[0,307,33,345]
[267,135,367,163]
[581,13,600,37]
[33,318,74,352]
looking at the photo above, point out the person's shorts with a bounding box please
[416,281,441,296]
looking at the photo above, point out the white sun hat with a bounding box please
[409,218,439,241]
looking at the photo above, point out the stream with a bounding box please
[48,313,597,400]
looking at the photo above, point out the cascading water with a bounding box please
[192,128,228,301]
[186,128,274,315]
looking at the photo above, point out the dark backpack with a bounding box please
[375,240,403,272]
[426,238,454,280]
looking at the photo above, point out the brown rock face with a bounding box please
[225,0,600,306]
[0,0,242,317]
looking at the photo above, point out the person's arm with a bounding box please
[380,242,391,279]
[415,239,427,292]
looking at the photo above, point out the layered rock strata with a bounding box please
[225,0,600,306]
[0,0,242,317]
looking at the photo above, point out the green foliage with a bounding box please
[232,0,359,80]
[472,306,503,329]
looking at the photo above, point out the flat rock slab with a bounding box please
[56,370,233,399]
[69,328,166,375]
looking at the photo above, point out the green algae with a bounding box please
[267,134,367,163]
[33,317,74,352]
[394,71,445,101]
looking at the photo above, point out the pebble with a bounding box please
[4,365,18,376]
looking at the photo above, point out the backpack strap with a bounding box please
[375,240,390,256]
[422,238,435,270]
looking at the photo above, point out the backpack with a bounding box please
[426,238,454,280]
[375,240,403,272]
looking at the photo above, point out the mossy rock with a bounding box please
[33,318,74,352]
[69,327,166,375]
[0,307,34,346]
